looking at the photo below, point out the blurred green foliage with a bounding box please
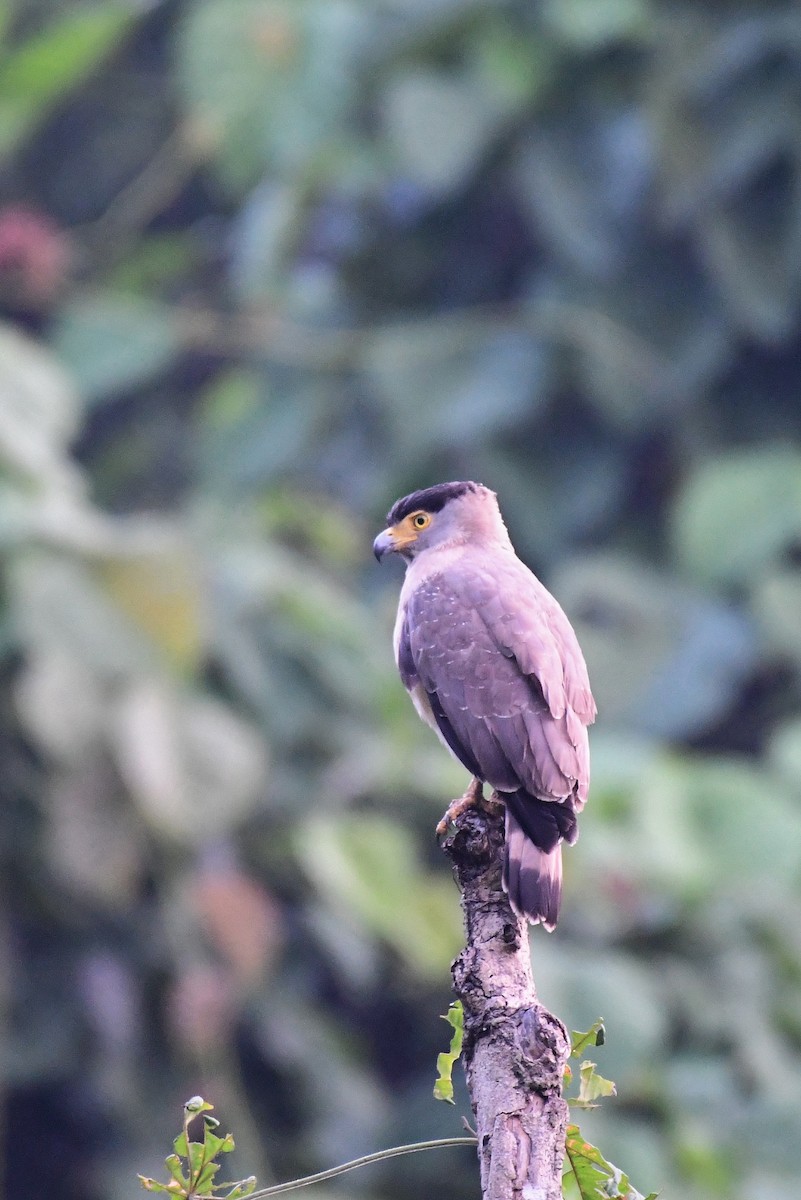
[1,1,801,1199]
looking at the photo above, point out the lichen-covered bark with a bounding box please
[443,803,570,1200]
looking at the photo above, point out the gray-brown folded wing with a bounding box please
[401,556,594,807]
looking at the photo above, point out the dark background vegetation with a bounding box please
[2,1,801,1197]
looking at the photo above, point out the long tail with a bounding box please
[501,792,577,931]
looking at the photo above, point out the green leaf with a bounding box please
[173,1131,189,1159]
[570,1020,606,1058]
[433,1001,464,1104]
[575,1060,617,1108]
[200,1129,235,1160]
[137,1177,174,1194]
[200,1130,224,1160]
[187,1140,207,1177]
[564,1125,654,1200]
[0,5,136,157]
[164,1155,188,1188]
[564,1125,620,1200]
[195,1160,221,1191]
[223,1179,257,1200]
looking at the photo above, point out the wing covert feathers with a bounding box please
[399,552,595,929]
[402,558,593,805]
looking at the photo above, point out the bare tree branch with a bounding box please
[443,803,570,1200]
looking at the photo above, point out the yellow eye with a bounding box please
[411,512,431,530]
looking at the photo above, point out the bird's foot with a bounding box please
[485,789,506,817]
[436,777,485,836]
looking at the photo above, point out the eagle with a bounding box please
[374,481,596,929]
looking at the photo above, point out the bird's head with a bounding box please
[373,480,510,562]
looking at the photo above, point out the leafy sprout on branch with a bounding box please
[138,1097,255,1200]
[562,1022,658,1200]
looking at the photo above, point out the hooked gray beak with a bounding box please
[373,529,397,561]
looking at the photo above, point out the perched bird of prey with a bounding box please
[374,481,596,930]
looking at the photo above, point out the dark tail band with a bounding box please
[502,792,577,929]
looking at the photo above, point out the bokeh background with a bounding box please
[2,1,801,1197]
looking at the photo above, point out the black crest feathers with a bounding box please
[387,481,481,525]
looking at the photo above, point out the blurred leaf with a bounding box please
[52,293,178,404]
[113,682,268,844]
[10,552,155,677]
[0,4,137,157]
[533,943,667,1089]
[539,262,729,427]
[257,488,363,566]
[433,1001,463,1105]
[578,749,801,922]
[197,368,262,437]
[363,322,548,454]
[176,0,365,193]
[752,567,801,665]
[768,717,801,795]
[194,371,331,494]
[44,759,143,908]
[649,757,801,892]
[469,19,552,111]
[0,322,81,485]
[698,183,801,342]
[228,179,302,301]
[382,68,508,196]
[542,0,651,49]
[98,549,204,676]
[15,650,104,762]
[554,554,757,737]
[652,13,801,223]
[254,987,388,1164]
[296,814,461,978]
[672,447,801,587]
[108,233,199,294]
